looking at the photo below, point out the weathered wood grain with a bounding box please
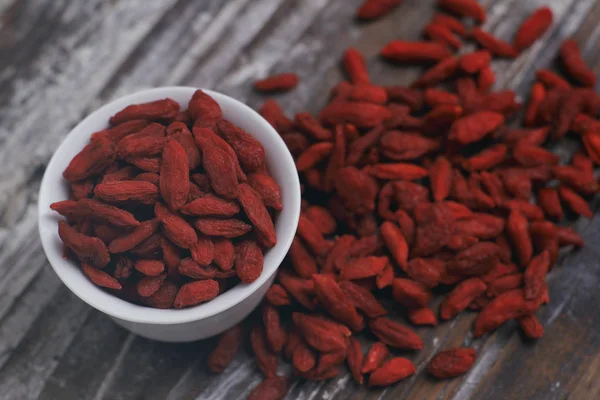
[0,0,600,398]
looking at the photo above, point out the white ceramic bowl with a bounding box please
[38,87,300,342]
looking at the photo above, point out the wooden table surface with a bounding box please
[1,0,600,399]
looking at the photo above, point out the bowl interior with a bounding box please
[38,87,300,324]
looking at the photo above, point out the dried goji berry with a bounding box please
[428,348,477,378]
[208,324,243,372]
[254,73,299,93]
[513,7,553,52]
[368,357,416,386]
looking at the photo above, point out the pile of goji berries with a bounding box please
[51,90,281,309]
[226,0,599,398]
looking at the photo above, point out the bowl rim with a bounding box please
[38,86,300,325]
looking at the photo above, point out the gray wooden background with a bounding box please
[1,0,600,399]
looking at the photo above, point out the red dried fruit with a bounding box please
[166,122,202,170]
[428,348,477,378]
[432,14,467,36]
[380,131,439,160]
[478,66,496,91]
[392,278,432,308]
[342,48,370,84]
[463,144,507,171]
[449,111,505,144]
[296,142,334,171]
[471,27,518,58]
[262,304,286,353]
[558,186,593,217]
[368,317,423,350]
[517,314,544,339]
[58,221,110,268]
[250,324,279,377]
[266,284,291,307]
[486,273,524,297]
[137,274,166,297]
[130,233,162,258]
[63,137,116,182]
[217,119,266,172]
[335,166,379,214]
[145,280,178,309]
[429,156,452,201]
[254,73,299,92]
[200,140,240,200]
[297,215,332,257]
[108,219,159,253]
[507,210,533,266]
[385,87,424,109]
[247,173,283,211]
[278,271,316,310]
[81,264,121,290]
[361,342,389,374]
[160,139,190,210]
[93,181,159,205]
[113,256,133,280]
[282,132,310,156]
[536,69,570,90]
[304,206,337,235]
[380,221,409,270]
[346,337,364,384]
[339,280,387,318]
[356,0,403,20]
[134,259,165,276]
[313,274,365,332]
[117,132,168,159]
[369,357,416,386]
[180,195,240,217]
[440,277,487,320]
[91,119,149,143]
[514,7,553,52]
[208,325,243,372]
[556,226,584,247]
[438,0,486,23]
[449,242,503,276]
[412,202,455,256]
[155,202,197,248]
[365,163,428,180]
[340,256,388,280]
[560,39,596,87]
[259,99,294,132]
[424,23,462,50]
[524,250,550,300]
[407,307,438,326]
[473,289,544,336]
[110,98,179,125]
[194,218,252,238]
[319,102,392,128]
[323,125,347,192]
[289,237,318,278]
[234,240,264,283]
[190,235,214,266]
[292,313,349,352]
[174,279,219,308]
[460,50,491,74]
[70,180,95,200]
[413,57,460,88]
[292,340,316,372]
[237,184,277,248]
[381,40,452,63]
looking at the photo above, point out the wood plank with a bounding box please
[0,287,91,399]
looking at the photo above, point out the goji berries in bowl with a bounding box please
[38,87,301,342]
